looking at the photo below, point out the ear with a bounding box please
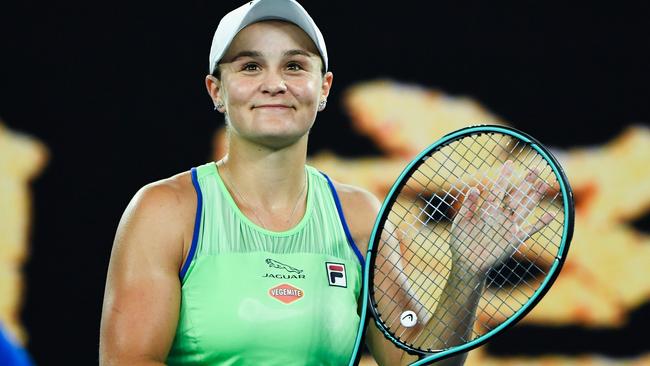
[321,71,334,101]
[205,75,225,112]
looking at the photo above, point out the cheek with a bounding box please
[292,80,321,105]
[223,79,257,105]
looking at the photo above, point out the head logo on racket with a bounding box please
[400,310,418,328]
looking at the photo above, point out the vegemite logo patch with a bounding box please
[326,262,347,288]
[269,283,304,304]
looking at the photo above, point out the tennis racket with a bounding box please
[348,125,574,365]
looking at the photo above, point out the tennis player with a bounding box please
[100,1,485,365]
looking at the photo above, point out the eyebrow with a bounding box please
[283,49,314,58]
[228,50,263,62]
[227,49,315,62]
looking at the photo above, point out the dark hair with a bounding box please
[211,67,222,80]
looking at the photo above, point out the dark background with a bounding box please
[1,1,649,364]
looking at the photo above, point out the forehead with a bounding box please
[222,20,320,60]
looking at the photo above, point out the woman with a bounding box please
[100,0,509,365]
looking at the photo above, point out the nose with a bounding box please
[260,71,287,96]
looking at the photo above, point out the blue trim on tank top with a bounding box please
[320,172,366,268]
[179,167,203,280]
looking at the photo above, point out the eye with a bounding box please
[241,63,260,72]
[286,62,304,71]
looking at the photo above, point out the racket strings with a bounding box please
[374,196,459,320]
[375,157,504,320]
[373,135,517,329]
[480,258,547,329]
[373,231,446,324]
[436,135,562,320]
[371,132,566,352]
[435,135,563,264]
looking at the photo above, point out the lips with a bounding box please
[253,104,293,109]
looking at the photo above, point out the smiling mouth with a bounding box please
[253,104,293,109]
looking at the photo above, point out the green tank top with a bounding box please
[166,162,364,366]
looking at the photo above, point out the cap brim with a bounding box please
[209,0,327,74]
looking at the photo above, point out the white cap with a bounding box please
[208,0,328,75]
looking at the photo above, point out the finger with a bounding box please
[515,178,550,222]
[457,186,480,221]
[520,212,555,240]
[512,168,538,206]
[487,160,513,205]
[511,169,542,222]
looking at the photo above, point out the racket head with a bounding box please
[348,125,574,365]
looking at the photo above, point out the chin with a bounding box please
[254,132,309,150]
[230,114,315,149]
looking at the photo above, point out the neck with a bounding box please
[218,132,309,211]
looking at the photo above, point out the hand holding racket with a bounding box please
[349,125,574,365]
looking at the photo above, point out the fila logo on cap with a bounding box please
[326,262,347,288]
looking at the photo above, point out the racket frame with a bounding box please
[348,125,574,365]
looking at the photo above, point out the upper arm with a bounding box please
[100,180,193,365]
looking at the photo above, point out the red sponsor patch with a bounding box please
[269,283,304,304]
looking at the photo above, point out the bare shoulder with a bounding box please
[131,170,195,214]
[114,170,197,269]
[330,179,382,255]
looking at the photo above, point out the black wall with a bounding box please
[1,1,648,364]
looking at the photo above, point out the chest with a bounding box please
[171,252,361,365]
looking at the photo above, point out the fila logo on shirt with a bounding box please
[326,262,347,288]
